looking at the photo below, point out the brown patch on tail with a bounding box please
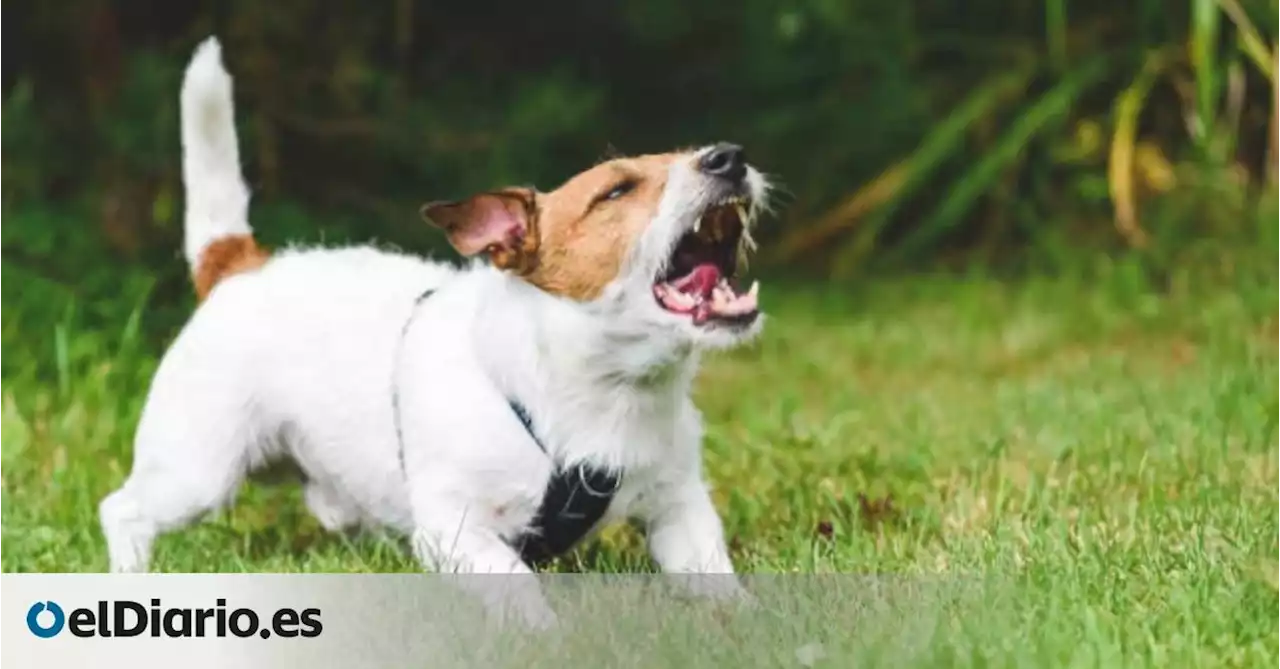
[194,234,270,301]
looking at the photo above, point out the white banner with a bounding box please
[2,573,995,668]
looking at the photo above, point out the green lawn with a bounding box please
[2,266,1277,666]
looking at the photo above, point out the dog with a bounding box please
[99,37,772,629]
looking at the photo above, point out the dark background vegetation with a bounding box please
[3,0,1277,377]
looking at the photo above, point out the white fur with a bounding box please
[179,39,250,267]
[100,37,768,629]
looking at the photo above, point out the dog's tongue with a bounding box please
[670,264,720,297]
[655,263,760,322]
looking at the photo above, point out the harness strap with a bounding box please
[392,288,621,567]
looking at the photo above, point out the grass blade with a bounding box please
[1190,0,1223,152]
[1270,48,1279,183]
[1047,0,1069,73]
[54,323,70,399]
[1215,0,1276,82]
[768,160,910,266]
[1109,50,1173,249]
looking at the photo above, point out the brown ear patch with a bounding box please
[420,188,540,274]
[194,234,270,301]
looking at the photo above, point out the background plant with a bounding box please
[3,0,1276,368]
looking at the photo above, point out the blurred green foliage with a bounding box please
[2,0,1277,359]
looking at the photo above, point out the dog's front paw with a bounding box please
[484,592,561,633]
[710,582,759,612]
[666,573,755,607]
[512,603,561,633]
[728,586,760,610]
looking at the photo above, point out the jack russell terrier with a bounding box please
[100,37,772,628]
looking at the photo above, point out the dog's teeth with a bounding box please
[748,280,759,298]
[735,203,747,224]
[712,286,730,308]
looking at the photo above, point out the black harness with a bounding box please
[392,289,621,567]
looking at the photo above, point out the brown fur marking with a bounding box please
[422,151,696,302]
[194,234,270,301]
[523,153,678,301]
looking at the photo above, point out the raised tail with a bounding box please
[180,37,266,300]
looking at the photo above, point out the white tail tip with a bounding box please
[180,35,251,269]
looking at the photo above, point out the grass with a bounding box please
[2,255,1277,666]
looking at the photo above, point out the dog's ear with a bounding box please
[420,187,540,273]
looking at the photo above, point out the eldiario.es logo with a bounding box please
[26,599,322,639]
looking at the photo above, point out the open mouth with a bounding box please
[652,196,759,326]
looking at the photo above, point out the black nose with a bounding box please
[698,143,747,183]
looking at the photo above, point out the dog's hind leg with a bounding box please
[99,355,260,572]
[304,481,363,532]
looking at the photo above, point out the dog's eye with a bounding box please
[599,180,636,203]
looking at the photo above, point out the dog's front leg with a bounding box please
[643,477,753,604]
[397,355,561,630]
[411,503,558,631]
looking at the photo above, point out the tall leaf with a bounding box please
[817,66,1035,276]
[886,56,1110,262]
[1109,50,1173,248]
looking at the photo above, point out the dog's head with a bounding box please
[422,144,771,350]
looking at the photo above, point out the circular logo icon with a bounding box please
[27,601,66,638]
